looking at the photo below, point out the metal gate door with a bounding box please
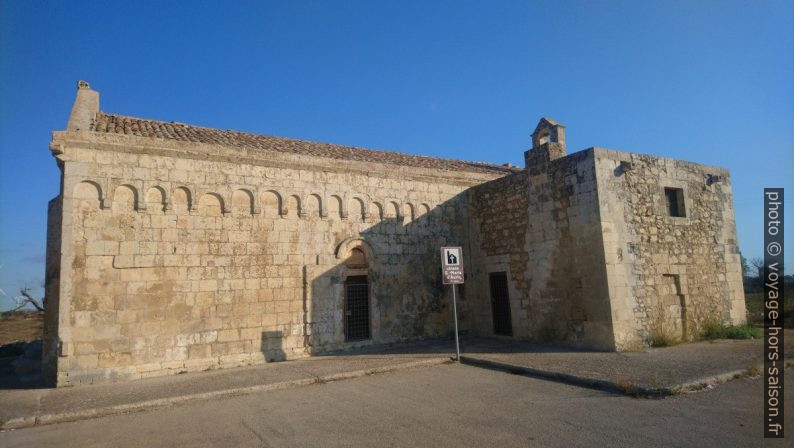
[489,272,513,336]
[345,276,370,341]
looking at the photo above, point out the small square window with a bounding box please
[664,187,686,217]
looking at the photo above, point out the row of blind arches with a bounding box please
[71,180,444,222]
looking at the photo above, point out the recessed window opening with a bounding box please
[664,187,686,217]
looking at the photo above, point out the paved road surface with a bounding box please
[2,364,791,447]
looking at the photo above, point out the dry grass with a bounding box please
[647,302,681,348]
[744,364,762,377]
[615,376,641,397]
[648,326,681,347]
[0,311,44,345]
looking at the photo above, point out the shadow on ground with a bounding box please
[0,340,45,390]
[317,336,600,358]
[0,335,594,391]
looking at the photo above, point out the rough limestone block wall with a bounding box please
[522,148,614,350]
[48,134,494,386]
[467,172,531,337]
[469,147,614,350]
[301,191,470,353]
[593,149,746,349]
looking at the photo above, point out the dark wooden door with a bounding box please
[489,272,513,336]
[345,276,370,341]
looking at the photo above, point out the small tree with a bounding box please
[12,288,45,313]
[749,257,764,277]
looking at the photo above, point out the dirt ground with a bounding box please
[0,312,44,345]
[745,290,793,327]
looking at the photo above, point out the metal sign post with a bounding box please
[441,247,464,361]
[450,283,460,361]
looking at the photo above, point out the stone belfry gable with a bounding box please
[530,117,566,149]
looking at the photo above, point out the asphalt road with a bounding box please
[2,364,792,448]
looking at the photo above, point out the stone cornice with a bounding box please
[51,130,510,188]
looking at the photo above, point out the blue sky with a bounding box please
[0,1,791,310]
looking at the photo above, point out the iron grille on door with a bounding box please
[489,272,513,336]
[345,276,370,341]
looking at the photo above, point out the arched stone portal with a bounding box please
[336,238,373,342]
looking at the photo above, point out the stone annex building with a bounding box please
[43,82,746,386]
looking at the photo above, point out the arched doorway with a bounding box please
[345,275,370,341]
[344,247,370,341]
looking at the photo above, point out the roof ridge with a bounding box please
[91,112,520,175]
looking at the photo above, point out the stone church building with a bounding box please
[43,82,746,386]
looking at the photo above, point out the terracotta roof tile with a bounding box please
[90,113,518,175]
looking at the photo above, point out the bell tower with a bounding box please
[525,117,567,172]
